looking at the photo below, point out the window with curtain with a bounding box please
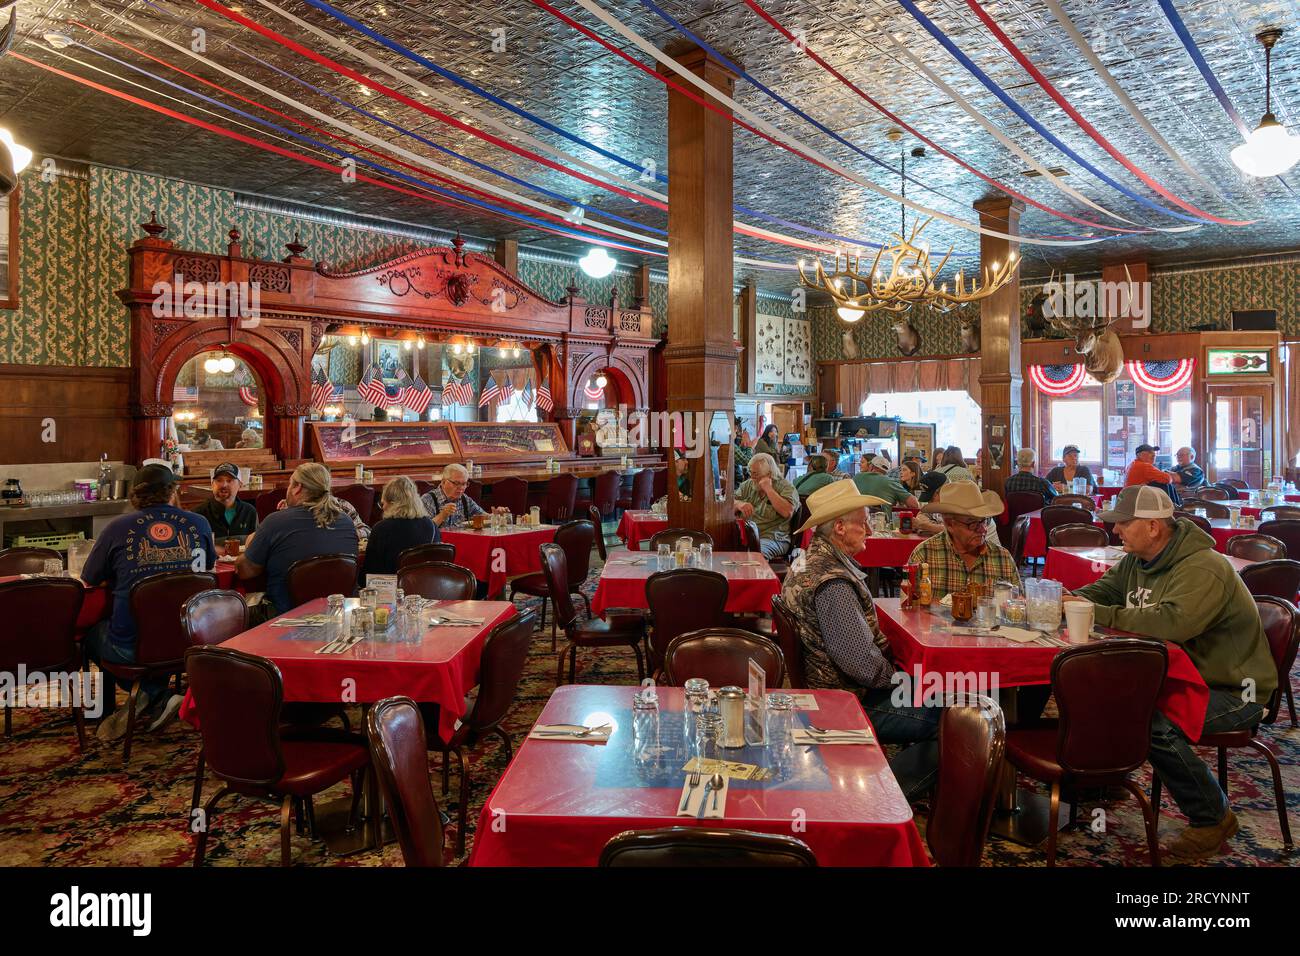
[860,390,981,452]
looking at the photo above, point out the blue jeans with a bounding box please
[861,687,942,801]
[1149,688,1263,827]
[82,621,167,711]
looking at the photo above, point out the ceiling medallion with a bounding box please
[797,218,1019,322]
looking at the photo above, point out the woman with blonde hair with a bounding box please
[363,476,438,581]
[237,462,357,620]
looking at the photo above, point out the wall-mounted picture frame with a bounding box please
[373,338,412,383]
[0,188,19,311]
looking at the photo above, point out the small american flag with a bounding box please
[238,386,258,407]
[384,366,413,409]
[442,375,472,406]
[520,377,535,412]
[499,375,514,405]
[536,377,553,413]
[404,372,435,415]
[478,377,501,407]
[310,367,338,411]
[357,362,388,407]
[173,385,198,403]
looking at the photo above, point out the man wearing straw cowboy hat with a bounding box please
[908,481,1021,601]
[781,479,941,800]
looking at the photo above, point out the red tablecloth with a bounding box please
[854,533,931,568]
[616,511,669,551]
[469,685,929,867]
[1046,546,1254,593]
[874,598,1209,742]
[591,552,781,616]
[182,597,516,744]
[440,525,557,598]
[1017,508,1106,559]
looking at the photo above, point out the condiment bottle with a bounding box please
[917,562,933,607]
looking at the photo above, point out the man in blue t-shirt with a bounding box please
[237,463,358,619]
[82,463,216,741]
[1170,447,1207,490]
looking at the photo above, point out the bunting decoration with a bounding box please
[356,362,388,407]
[238,386,259,407]
[382,366,414,409]
[1028,364,1088,396]
[1127,359,1195,395]
[583,382,605,402]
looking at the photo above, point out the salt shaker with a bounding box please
[718,686,746,749]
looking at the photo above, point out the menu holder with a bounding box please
[746,659,767,745]
[368,574,398,607]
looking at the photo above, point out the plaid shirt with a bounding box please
[1004,470,1057,502]
[907,530,1021,600]
[419,485,487,529]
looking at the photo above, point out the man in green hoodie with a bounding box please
[1067,486,1276,861]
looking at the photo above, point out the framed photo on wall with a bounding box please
[373,339,411,383]
[0,188,19,310]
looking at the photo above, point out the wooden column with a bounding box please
[738,279,757,395]
[973,197,1023,500]
[659,44,739,545]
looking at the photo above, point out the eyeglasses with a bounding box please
[446,479,469,488]
[949,517,987,531]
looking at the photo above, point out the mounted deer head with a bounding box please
[1043,271,1124,383]
[841,328,859,360]
[891,317,922,357]
[959,312,980,353]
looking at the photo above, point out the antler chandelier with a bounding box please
[797,218,1019,322]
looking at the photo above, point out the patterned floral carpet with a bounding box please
[1,536,1297,868]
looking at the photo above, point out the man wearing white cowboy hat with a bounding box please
[908,480,1021,601]
[781,479,941,800]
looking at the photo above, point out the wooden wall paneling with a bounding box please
[0,364,131,464]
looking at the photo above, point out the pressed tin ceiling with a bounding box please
[0,0,1297,289]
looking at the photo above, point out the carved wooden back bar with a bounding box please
[118,216,659,465]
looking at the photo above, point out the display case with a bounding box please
[452,422,569,460]
[311,422,458,466]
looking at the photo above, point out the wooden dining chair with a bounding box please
[1047,523,1109,549]
[489,477,529,517]
[1260,505,1300,523]
[540,543,645,684]
[255,488,287,521]
[1151,597,1297,843]
[510,519,596,648]
[1197,486,1231,501]
[662,627,784,687]
[644,568,729,678]
[334,483,376,524]
[927,698,1006,867]
[1005,639,1168,866]
[1051,494,1096,511]
[434,608,537,854]
[1258,520,1300,558]
[366,696,447,867]
[0,546,62,575]
[1172,511,1214,535]
[397,542,457,569]
[286,554,358,606]
[588,505,609,563]
[647,528,713,551]
[1225,533,1287,563]
[599,827,817,866]
[769,594,808,688]
[186,645,370,867]
[0,578,86,747]
[1179,498,1230,519]
[542,473,579,523]
[397,561,476,601]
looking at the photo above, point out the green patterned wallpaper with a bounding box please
[4,162,1295,374]
[812,266,1300,362]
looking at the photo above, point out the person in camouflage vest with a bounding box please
[781,479,942,801]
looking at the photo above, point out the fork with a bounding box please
[679,770,702,812]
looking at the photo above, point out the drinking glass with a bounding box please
[1026,580,1063,632]
[42,558,63,577]
[693,713,724,767]
[350,606,374,643]
[685,548,699,569]
[698,543,713,568]
[657,543,672,571]
[765,693,795,747]
[359,587,378,610]
[975,598,996,627]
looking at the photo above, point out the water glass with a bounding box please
[685,547,699,569]
[42,558,63,577]
[684,677,710,746]
[632,688,660,756]
[350,606,374,643]
[1026,579,1063,632]
[698,543,713,568]
[657,543,672,571]
[975,598,996,627]
[765,692,795,748]
[694,713,724,767]
[359,587,378,610]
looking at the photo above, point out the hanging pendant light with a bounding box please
[1230,29,1300,178]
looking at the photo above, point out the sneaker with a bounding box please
[96,695,149,743]
[146,694,185,733]
[1165,810,1240,862]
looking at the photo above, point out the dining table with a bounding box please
[440,523,558,598]
[873,597,1210,845]
[590,551,781,617]
[1045,545,1255,593]
[468,684,929,867]
[181,596,516,745]
[615,510,669,552]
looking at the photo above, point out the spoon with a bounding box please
[709,773,725,813]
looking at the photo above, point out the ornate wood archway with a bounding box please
[119,216,660,465]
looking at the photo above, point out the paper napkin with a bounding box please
[676,773,729,818]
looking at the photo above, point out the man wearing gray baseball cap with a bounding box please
[1066,485,1275,860]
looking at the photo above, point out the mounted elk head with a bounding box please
[891,317,922,357]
